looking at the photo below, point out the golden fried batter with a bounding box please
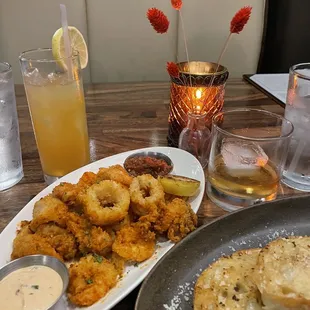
[53,182,79,207]
[68,254,118,306]
[112,222,156,262]
[77,171,97,188]
[96,165,133,187]
[30,195,68,232]
[154,198,197,242]
[109,252,126,276]
[11,223,62,261]
[52,172,96,213]
[104,211,135,233]
[129,174,164,223]
[66,212,113,256]
[80,180,130,226]
[35,223,77,260]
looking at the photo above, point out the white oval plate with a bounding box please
[0,147,205,310]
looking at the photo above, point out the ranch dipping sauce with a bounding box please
[0,265,63,310]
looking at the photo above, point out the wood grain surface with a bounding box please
[2,79,302,229]
[0,79,306,309]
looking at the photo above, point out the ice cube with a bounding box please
[221,139,268,177]
[24,67,47,86]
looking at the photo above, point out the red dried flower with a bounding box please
[167,62,180,78]
[230,6,252,34]
[147,8,170,34]
[171,0,183,10]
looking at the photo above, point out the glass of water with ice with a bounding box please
[282,63,310,191]
[207,109,293,211]
[0,62,23,190]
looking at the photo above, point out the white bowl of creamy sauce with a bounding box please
[0,255,69,310]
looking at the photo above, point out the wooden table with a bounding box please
[0,78,305,309]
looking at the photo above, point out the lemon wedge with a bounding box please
[158,175,200,197]
[52,26,88,69]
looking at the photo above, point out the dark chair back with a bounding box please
[258,0,310,73]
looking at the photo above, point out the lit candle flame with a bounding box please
[195,89,202,99]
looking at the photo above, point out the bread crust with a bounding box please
[253,237,310,310]
[194,249,262,309]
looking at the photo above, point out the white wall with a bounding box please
[0,0,265,83]
[178,0,265,78]
[0,0,90,83]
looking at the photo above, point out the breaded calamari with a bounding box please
[30,195,68,232]
[154,198,197,242]
[52,172,97,212]
[112,222,156,262]
[11,222,62,261]
[96,165,133,187]
[129,174,165,222]
[68,254,118,306]
[66,212,114,256]
[80,180,130,226]
[35,223,78,260]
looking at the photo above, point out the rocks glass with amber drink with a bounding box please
[19,49,90,184]
[207,109,293,211]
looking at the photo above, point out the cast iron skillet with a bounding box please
[135,195,310,310]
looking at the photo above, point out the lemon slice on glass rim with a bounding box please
[52,26,88,69]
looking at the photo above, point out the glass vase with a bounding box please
[178,113,211,168]
[168,61,229,147]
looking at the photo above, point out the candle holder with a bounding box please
[167,61,229,147]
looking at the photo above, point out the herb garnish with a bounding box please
[94,253,103,263]
[31,285,39,289]
[86,279,93,284]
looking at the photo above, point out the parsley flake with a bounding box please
[94,253,103,263]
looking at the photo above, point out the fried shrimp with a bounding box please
[80,180,130,226]
[11,223,62,261]
[112,222,156,262]
[66,212,114,256]
[96,165,133,187]
[129,174,164,221]
[154,198,197,242]
[68,254,118,306]
[35,223,78,260]
[30,195,68,232]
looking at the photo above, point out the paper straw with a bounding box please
[60,4,72,76]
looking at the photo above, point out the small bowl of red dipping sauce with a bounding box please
[123,151,173,178]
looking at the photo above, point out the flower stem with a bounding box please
[179,10,194,111]
[202,33,232,114]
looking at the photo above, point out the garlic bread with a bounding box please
[194,249,262,309]
[253,237,310,310]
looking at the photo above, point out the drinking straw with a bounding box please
[60,4,72,77]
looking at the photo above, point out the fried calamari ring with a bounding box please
[80,180,130,226]
[129,174,164,221]
[30,195,68,232]
[154,198,197,242]
[66,212,114,256]
[68,254,118,306]
[96,165,133,187]
[112,222,156,262]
